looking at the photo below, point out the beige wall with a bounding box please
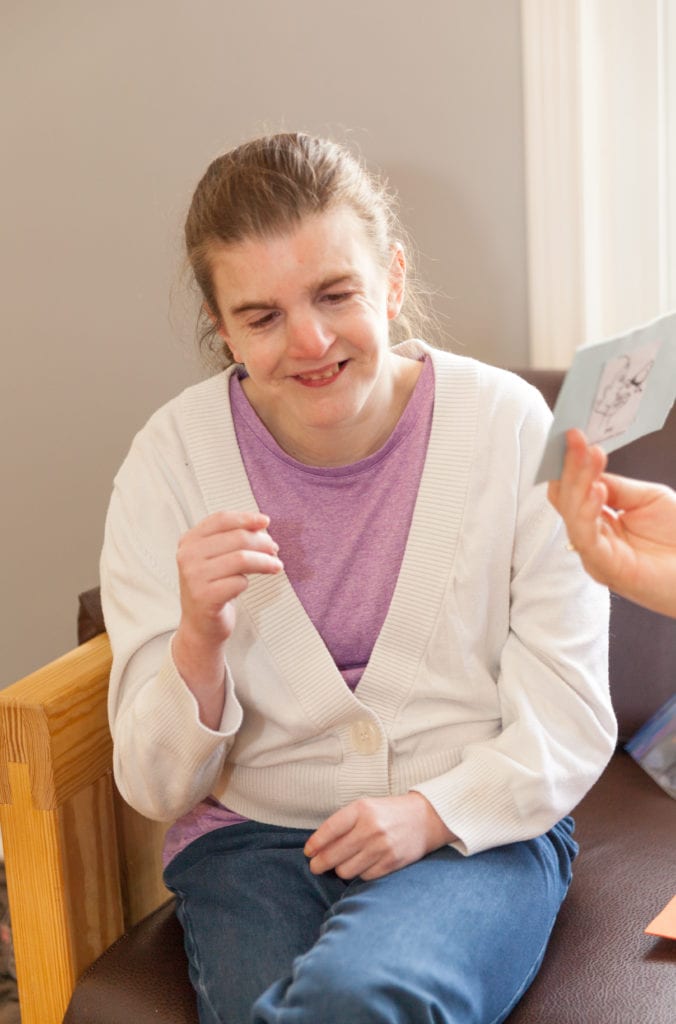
[1,0,529,683]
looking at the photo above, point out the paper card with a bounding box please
[645,894,676,939]
[534,311,676,484]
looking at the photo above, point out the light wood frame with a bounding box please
[0,633,169,1024]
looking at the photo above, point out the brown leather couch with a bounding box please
[2,370,675,1023]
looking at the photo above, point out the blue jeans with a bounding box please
[163,818,578,1024]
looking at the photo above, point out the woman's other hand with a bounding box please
[548,429,676,618]
[304,793,457,881]
[173,510,283,726]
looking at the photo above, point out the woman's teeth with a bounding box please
[297,363,341,381]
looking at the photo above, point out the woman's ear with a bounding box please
[205,303,241,363]
[386,244,406,320]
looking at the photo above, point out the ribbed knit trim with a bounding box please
[178,344,481,821]
[412,758,522,856]
[143,651,237,774]
[178,344,479,746]
[355,342,479,729]
[178,367,364,737]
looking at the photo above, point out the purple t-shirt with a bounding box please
[163,356,435,864]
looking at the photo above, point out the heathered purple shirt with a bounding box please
[162,355,434,865]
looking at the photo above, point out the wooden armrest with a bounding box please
[0,634,168,1024]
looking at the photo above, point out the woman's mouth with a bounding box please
[294,361,348,387]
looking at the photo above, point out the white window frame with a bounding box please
[522,0,676,367]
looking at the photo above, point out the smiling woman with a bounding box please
[185,133,431,367]
[206,207,418,465]
[100,132,616,1024]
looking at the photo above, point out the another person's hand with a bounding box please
[548,429,676,618]
[173,510,283,725]
[304,792,457,880]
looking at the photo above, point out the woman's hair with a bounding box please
[184,132,436,367]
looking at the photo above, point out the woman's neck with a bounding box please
[241,355,424,467]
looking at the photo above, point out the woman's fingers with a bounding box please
[548,431,610,548]
[201,549,284,583]
[305,794,454,881]
[195,510,271,537]
[176,509,283,645]
[179,536,281,575]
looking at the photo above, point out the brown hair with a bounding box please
[184,132,436,367]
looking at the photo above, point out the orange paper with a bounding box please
[645,895,676,939]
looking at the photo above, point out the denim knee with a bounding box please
[253,945,466,1024]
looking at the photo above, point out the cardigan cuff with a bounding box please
[133,643,243,778]
[411,760,527,857]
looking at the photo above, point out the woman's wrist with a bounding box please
[172,624,228,694]
[408,791,458,851]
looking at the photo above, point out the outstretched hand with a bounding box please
[304,793,456,881]
[547,429,676,618]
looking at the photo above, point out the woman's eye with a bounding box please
[250,311,278,330]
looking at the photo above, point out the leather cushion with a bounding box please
[62,899,197,1024]
[63,753,676,1024]
[507,752,676,1023]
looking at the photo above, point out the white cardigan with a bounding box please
[101,341,616,856]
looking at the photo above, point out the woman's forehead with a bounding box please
[209,209,385,296]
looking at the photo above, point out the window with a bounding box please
[522,0,676,365]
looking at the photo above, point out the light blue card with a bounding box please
[534,310,676,484]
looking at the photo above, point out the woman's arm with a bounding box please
[548,429,676,618]
[406,382,616,857]
[101,427,280,820]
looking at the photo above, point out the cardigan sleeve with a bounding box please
[100,420,244,822]
[411,376,617,855]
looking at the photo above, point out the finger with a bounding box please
[547,478,563,514]
[547,435,586,517]
[328,847,383,881]
[307,825,370,875]
[179,553,283,609]
[195,510,271,538]
[565,427,589,460]
[304,805,357,860]
[202,550,284,582]
[602,473,663,513]
[554,434,607,544]
[187,528,279,561]
[193,573,252,610]
[565,482,608,553]
[559,431,598,501]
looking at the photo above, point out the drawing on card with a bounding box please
[586,339,662,444]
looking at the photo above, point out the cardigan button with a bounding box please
[350,719,381,755]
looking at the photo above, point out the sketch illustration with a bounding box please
[586,340,662,444]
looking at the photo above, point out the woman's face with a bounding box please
[209,206,406,458]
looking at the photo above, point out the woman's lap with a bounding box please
[164,818,578,1024]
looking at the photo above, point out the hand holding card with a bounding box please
[535,311,676,484]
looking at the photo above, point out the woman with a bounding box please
[548,428,676,618]
[101,133,616,1024]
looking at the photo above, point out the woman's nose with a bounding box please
[287,314,335,359]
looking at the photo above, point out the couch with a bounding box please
[1,369,674,1024]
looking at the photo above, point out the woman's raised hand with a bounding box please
[173,511,283,725]
[548,429,676,618]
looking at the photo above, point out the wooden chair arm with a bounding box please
[0,634,168,1024]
